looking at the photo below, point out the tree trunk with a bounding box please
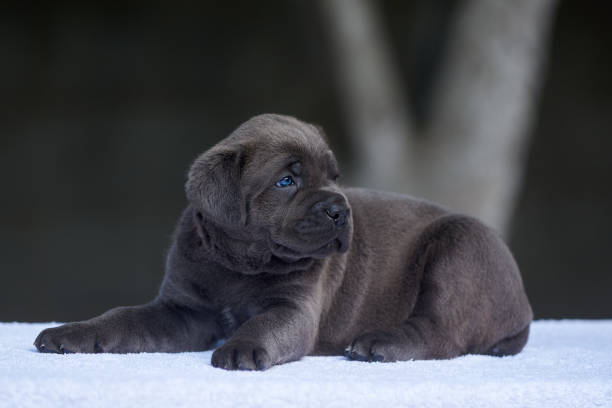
[320,0,416,193]
[423,0,558,234]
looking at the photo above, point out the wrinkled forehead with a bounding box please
[243,136,332,185]
[250,137,327,165]
[226,116,335,190]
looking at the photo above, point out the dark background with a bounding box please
[1,0,610,322]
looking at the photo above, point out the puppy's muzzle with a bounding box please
[294,193,350,236]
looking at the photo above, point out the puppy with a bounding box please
[35,114,532,370]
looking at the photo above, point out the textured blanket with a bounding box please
[1,320,610,407]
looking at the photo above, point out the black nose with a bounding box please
[325,204,348,227]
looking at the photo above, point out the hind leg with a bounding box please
[346,215,532,362]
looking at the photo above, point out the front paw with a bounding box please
[211,341,272,371]
[34,323,103,354]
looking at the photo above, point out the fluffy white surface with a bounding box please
[1,320,611,408]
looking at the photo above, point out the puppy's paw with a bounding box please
[345,330,403,363]
[34,323,104,354]
[211,341,272,371]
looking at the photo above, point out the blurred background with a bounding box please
[1,0,610,322]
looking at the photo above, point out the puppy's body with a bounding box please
[35,114,532,369]
[312,189,531,358]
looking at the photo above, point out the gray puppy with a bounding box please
[35,114,532,370]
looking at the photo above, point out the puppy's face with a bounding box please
[186,114,352,269]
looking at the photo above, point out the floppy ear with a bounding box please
[185,145,245,226]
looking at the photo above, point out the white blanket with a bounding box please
[1,320,610,407]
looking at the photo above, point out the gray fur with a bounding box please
[34,114,533,370]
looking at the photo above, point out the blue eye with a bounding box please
[275,175,295,188]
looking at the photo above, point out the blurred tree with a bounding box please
[321,0,558,235]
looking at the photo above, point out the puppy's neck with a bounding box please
[192,209,315,275]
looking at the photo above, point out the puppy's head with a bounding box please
[186,114,352,272]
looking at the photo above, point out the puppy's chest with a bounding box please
[202,270,270,333]
[218,303,259,337]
